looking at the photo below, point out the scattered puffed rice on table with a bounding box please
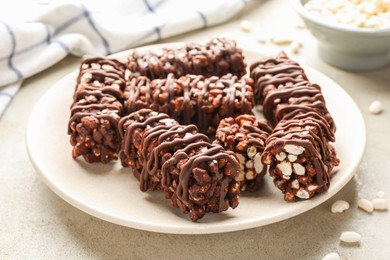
[256,34,268,43]
[331,200,350,213]
[340,231,361,243]
[357,198,374,213]
[240,20,252,32]
[322,252,340,260]
[369,100,383,114]
[372,198,388,210]
[270,36,293,45]
[377,190,386,198]
[296,20,306,29]
[288,41,303,54]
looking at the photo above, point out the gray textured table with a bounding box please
[1,1,389,259]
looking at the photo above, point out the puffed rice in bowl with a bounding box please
[293,0,390,71]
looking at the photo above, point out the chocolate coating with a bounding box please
[250,52,307,105]
[263,112,339,201]
[76,56,127,101]
[123,73,254,135]
[251,52,339,201]
[68,56,126,163]
[187,74,255,134]
[214,114,272,192]
[127,38,247,79]
[250,52,335,131]
[124,74,195,125]
[119,109,240,221]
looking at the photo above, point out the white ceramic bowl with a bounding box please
[293,0,390,71]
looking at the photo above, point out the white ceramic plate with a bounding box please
[26,43,366,234]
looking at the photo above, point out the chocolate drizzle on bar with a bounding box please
[68,56,126,163]
[188,74,254,134]
[119,109,240,221]
[127,38,247,79]
[124,74,195,125]
[251,52,340,201]
[250,52,307,106]
[124,73,254,135]
[262,111,339,201]
[76,56,126,100]
[214,115,272,192]
[161,142,240,216]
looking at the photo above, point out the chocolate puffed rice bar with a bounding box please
[123,73,255,135]
[250,52,335,130]
[123,73,195,125]
[119,109,240,221]
[188,74,255,135]
[251,52,339,200]
[127,38,247,79]
[68,56,126,163]
[76,56,126,101]
[250,51,307,106]
[262,112,339,201]
[214,114,272,192]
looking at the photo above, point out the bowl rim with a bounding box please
[292,0,390,36]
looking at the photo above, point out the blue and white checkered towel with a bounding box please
[0,0,249,117]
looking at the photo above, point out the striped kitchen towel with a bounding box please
[0,0,249,117]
